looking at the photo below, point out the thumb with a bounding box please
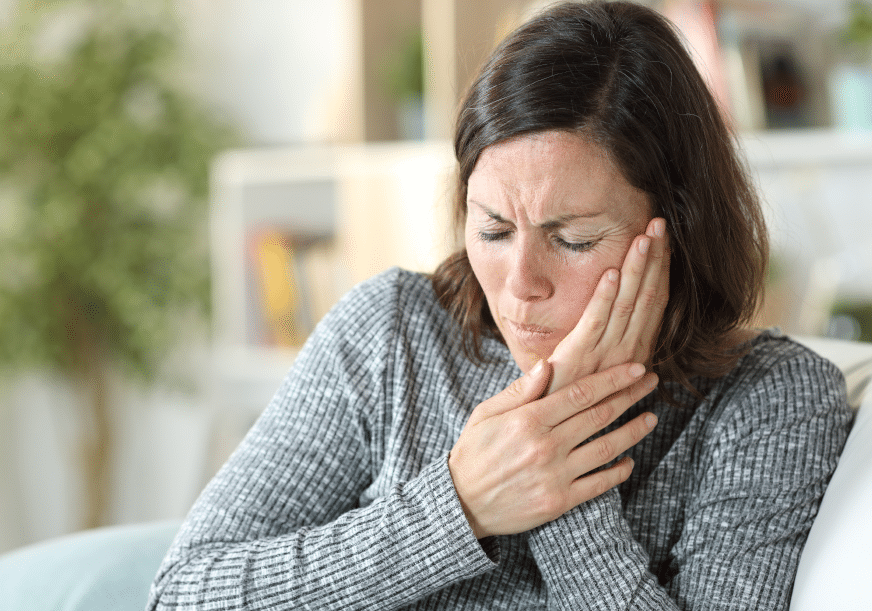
[475,359,552,421]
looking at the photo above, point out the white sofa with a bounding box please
[789,336,872,610]
[0,335,870,610]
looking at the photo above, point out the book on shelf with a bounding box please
[246,228,348,348]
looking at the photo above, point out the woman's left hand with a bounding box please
[547,217,670,394]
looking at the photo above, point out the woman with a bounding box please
[148,2,850,609]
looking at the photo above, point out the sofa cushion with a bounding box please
[0,520,179,611]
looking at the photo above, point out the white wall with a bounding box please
[180,0,362,144]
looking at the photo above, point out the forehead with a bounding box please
[467,131,649,222]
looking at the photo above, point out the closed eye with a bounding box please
[478,230,511,242]
[551,235,595,252]
[479,230,596,253]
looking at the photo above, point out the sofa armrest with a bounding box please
[0,520,180,611]
[789,335,872,610]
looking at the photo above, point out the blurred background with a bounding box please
[1,0,871,554]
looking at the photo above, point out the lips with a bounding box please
[505,319,555,340]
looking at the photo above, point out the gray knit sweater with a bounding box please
[148,268,851,610]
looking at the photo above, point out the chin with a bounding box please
[508,343,553,373]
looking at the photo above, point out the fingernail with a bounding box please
[530,359,544,377]
[628,363,645,378]
[645,413,658,429]
[638,237,650,255]
[654,219,664,238]
[607,269,619,283]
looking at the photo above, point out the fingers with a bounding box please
[623,218,670,358]
[546,268,619,394]
[568,455,636,505]
[534,362,647,428]
[549,218,670,390]
[557,370,658,447]
[599,233,650,347]
[474,358,552,422]
[566,410,657,493]
[563,268,620,349]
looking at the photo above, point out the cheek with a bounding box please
[465,229,503,299]
[552,241,633,328]
[552,263,601,329]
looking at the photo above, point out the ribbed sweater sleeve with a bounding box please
[527,341,851,610]
[146,271,496,610]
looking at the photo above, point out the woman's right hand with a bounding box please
[448,360,659,539]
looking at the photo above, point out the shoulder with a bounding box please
[324,266,412,324]
[323,266,449,332]
[317,267,429,329]
[304,266,516,404]
[273,268,453,422]
[732,329,845,405]
[700,329,851,444]
[303,267,458,362]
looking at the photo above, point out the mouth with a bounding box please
[504,319,555,341]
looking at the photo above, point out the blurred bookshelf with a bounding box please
[206,142,456,463]
[742,130,872,339]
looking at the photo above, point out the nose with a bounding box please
[506,236,553,302]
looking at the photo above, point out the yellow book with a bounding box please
[249,230,305,347]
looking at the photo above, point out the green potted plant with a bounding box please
[839,0,872,60]
[0,0,237,528]
[830,1,872,130]
[382,28,425,139]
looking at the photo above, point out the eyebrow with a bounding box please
[468,200,603,229]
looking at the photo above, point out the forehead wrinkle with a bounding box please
[468,131,650,229]
[468,199,606,231]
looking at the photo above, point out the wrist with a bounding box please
[447,450,488,539]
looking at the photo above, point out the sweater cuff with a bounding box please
[528,489,675,609]
[406,452,500,577]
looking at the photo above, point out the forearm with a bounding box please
[148,456,496,611]
[529,489,678,610]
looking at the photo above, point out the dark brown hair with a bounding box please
[431,0,768,391]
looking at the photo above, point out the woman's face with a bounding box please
[465,130,652,373]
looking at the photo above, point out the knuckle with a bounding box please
[522,438,554,467]
[503,377,527,401]
[611,300,634,320]
[586,402,613,430]
[594,436,615,462]
[505,413,535,440]
[605,367,623,391]
[526,407,549,430]
[587,312,608,335]
[652,239,669,259]
[634,335,652,353]
[533,486,566,520]
[589,471,612,498]
[568,379,596,407]
[638,287,659,311]
[592,462,631,497]
[511,424,555,466]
